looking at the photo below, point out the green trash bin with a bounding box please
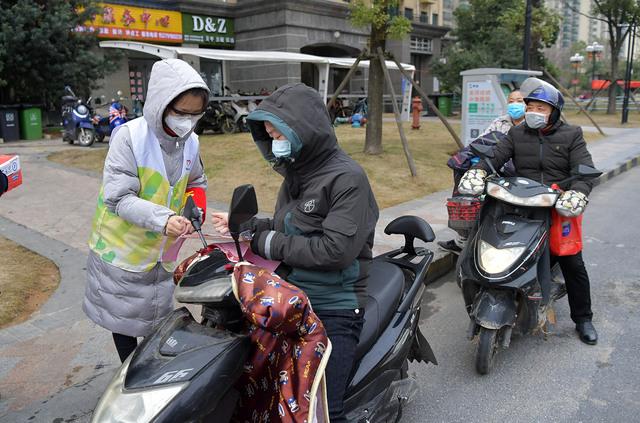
[437,94,453,117]
[19,107,43,140]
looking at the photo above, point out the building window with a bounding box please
[405,8,414,20]
[420,12,428,23]
[432,13,439,25]
[410,36,433,53]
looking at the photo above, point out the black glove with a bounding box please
[238,217,272,234]
[0,172,8,197]
[250,230,268,257]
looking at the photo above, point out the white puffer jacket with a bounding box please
[83,59,209,337]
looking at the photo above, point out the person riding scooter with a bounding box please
[212,83,380,422]
[458,77,598,345]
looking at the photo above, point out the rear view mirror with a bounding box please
[228,185,258,262]
[469,144,495,159]
[228,185,258,235]
[572,165,602,180]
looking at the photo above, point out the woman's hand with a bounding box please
[164,215,194,237]
[211,212,230,235]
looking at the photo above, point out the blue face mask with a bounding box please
[507,102,526,120]
[272,139,291,158]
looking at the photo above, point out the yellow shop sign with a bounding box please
[77,3,182,44]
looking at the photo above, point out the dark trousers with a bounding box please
[315,309,364,423]
[112,332,138,363]
[551,251,593,324]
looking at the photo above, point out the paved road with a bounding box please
[403,165,640,423]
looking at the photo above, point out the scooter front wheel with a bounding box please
[77,128,95,147]
[475,327,498,375]
[221,117,237,134]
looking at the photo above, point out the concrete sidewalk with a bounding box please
[1,128,639,421]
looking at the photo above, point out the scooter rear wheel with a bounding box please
[475,327,498,375]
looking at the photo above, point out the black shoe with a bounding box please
[575,321,598,345]
[437,239,462,254]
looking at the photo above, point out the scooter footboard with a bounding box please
[471,290,517,330]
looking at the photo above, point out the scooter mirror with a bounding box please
[228,185,258,262]
[469,143,495,159]
[228,184,258,235]
[572,164,602,179]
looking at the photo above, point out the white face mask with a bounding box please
[165,114,202,137]
[525,112,548,129]
[272,139,291,157]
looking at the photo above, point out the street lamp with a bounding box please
[585,41,604,97]
[569,53,584,97]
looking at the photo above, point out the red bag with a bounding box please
[549,209,583,256]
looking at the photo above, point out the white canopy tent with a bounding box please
[99,40,415,120]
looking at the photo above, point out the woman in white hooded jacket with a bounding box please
[83,59,209,362]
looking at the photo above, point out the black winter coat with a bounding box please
[475,121,595,195]
[246,83,380,311]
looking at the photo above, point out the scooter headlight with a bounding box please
[486,182,558,207]
[478,240,526,274]
[91,356,186,423]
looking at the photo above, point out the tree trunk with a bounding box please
[364,25,386,155]
[607,58,618,114]
[606,24,624,114]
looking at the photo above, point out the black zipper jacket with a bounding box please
[475,120,595,195]
[246,83,379,311]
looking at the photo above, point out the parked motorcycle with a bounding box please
[92,92,129,143]
[61,86,95,147]
[91,184,438,423]
[194,101,236,135]
[457,143,601,375]
[225,86,250,132]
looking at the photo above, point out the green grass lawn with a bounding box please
[49,121,462,211]
[47,115,611,212]
[564,109,640,128]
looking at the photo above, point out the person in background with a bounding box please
[212,83,379,423]
[480,89,526,136]
[83,59,210,363]
[458,78,598,345]
[438,89,525,254]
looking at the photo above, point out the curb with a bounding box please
[593,155,640,187]
[425,250,456,284]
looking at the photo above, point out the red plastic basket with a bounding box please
[446,196,482,230]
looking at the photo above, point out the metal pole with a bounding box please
[622,23,636,124]
[523,0,533,69]
[386,53,463,149]
[376,48,417,177]
[591,54,596,97]
[573,65,579,97]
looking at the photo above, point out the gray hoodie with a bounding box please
[83,59,209,338]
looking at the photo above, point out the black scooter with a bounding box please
[458,144,601,375]
[91,185,438,423]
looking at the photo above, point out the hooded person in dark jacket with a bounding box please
[458,77,598,345]
[212,83,379,422]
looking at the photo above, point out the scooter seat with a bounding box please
[355,260,405,360]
